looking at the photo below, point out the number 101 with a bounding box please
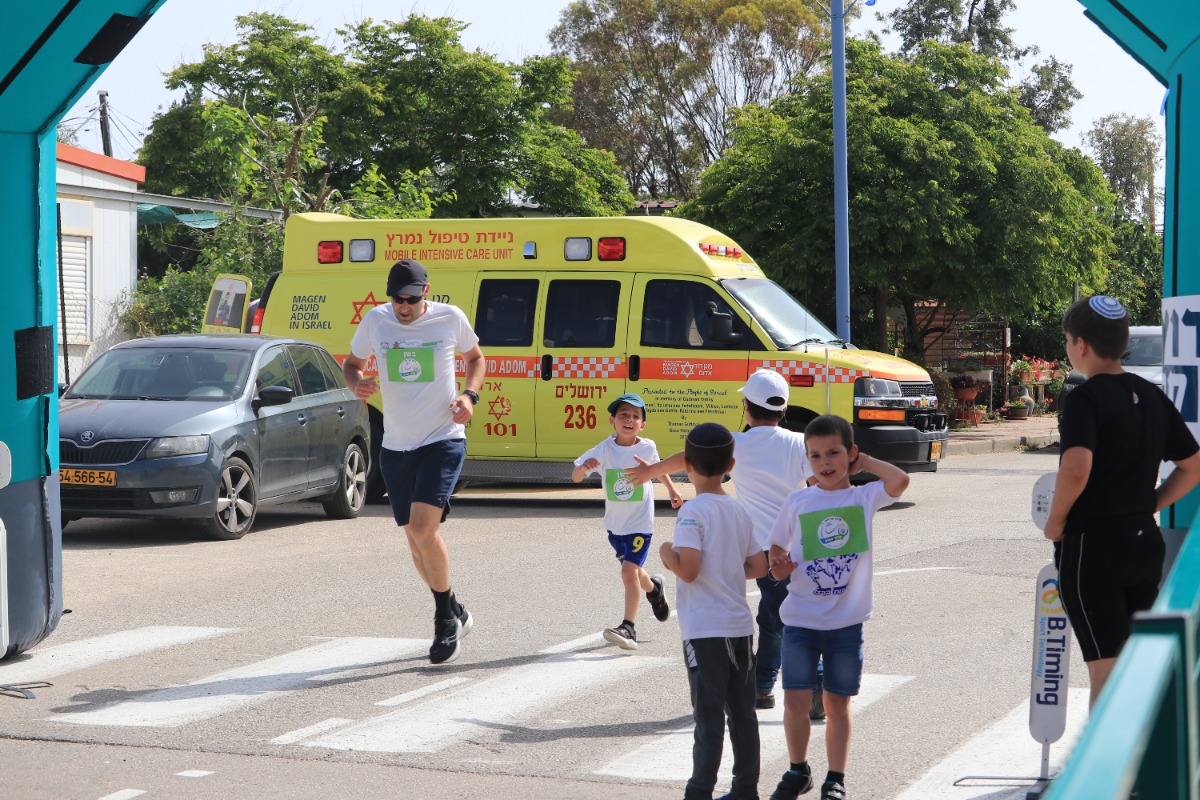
[485,422,517,436]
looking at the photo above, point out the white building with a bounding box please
[55,142,144,384]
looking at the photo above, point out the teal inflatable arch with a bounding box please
[1078,1,1200,530]
[0,2,167,658]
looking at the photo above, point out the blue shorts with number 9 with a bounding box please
[608,532,653,567]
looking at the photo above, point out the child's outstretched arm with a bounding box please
[660,541,701,583]
[572,457,600,483]
[661,474,684,509]
[768,544,797,580]
[1045,446,1091,542]
[626,451,685,485]
[850,452,910,498]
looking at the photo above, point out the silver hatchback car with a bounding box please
[59,334,370,539]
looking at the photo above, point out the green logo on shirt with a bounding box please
[606,469,644,502]
[799,505,869,561]
[386,347,435,383]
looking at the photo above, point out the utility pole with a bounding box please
[97,90,112,157]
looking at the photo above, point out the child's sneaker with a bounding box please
[820,780,846,800]
[647,574,670,621]
[603,621,638,650]
[769,769,813,800]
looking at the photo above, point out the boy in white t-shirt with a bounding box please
[660,422,768,800]
[573,393,683,650]
[765,415,909,800]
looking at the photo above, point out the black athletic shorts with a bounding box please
[1055,525,1164,662]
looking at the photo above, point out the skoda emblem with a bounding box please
[80,430,95,443]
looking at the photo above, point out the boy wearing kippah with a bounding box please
[1047,296,1200,706]
[660,422,768,800]
[573,393,683,650]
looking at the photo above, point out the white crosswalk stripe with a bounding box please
[595,673,914,782]
[0,626,234,684]
[51,637,428,728]
[299,650,670,753]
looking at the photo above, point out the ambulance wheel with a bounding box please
[366,411,388,504]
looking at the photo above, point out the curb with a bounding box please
[946,433,1059,456]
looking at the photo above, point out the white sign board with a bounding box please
[1029,562,1072,744]
[1163,295,1200,445]
[0,440,9,490]
[1031,473,1056,531]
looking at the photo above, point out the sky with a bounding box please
[63,0,1169,168]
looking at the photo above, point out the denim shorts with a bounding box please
[608,531,653,567]
[379,438,467,527]
[780,623,864,696]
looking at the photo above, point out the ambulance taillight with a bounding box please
[318,240,343,263]
[249,304,265,334]
[598,237,626,261]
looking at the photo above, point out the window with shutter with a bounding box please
[56,235,89,344]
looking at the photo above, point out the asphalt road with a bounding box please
[0,445,1091,800]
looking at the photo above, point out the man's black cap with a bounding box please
[386,259,429,297]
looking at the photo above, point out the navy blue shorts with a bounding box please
[379,438,466,527]
[608,531,653,568]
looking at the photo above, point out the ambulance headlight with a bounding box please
[853,378,905,408]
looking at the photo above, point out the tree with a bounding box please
[884,0,1079,134]
[680,39,1114,363]
[1083,113,1161,224]
[549,0,830,199]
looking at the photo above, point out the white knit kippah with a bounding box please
[1089,296,1127,320]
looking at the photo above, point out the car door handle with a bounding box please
[628,354,640,381]
[297,414,307,426]
[541,354,552,381]
[336,406,346,417]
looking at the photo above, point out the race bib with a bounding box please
[385,347,435,383]
[606,469,645,502]
[799,505,869,561]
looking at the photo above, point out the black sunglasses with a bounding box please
[391,294,423,305]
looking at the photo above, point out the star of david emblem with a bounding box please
[488,396,512,421]
[350,292,388,324]
[679,361,695,378]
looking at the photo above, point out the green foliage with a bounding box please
[549,0,830,199]
[679,39,1113,362]
[1084,113,1161,224]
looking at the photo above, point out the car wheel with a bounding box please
[322,442,368,519]
[198,457,257,540]
[366,411,387,504]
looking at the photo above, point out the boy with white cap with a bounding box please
[627,369,815,711]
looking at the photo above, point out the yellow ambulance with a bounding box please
[232,212,947,495]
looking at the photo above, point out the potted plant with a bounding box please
[1010,358,1033,385]
[949,373,979,402]
[972,404,987,426]
[1002,400,1030,420]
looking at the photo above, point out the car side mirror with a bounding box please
[58,382,70,397]
[253,384,294,410]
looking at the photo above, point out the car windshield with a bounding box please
[721,277,839,348]
[65,347,253,401]
[1123,333,1163,367]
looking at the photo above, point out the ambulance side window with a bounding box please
[641,280,755,350]
[545,280,620,348]
[475,279,538,347]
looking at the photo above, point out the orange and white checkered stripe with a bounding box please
[552,356,626,379]
[755,360,867,384]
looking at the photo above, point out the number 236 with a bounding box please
[564,404,597,429]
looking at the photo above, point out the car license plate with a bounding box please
[930,441,943,461]
[59,468,117,487]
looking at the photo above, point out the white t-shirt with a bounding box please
[730,426,811,551]
[673,493,759,640]
[767,481,892,630]
[574,436,661,535]
[348,301,480,452]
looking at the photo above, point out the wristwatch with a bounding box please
[462,389,479,405]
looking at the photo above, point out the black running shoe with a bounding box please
[820,781,846,800]
[647,574,670,621]
[603,622,638,650]
[770,770,814,800]
[429,608,470,665]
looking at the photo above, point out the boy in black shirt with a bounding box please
[1046,296,1200,706]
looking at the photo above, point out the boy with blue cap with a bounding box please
[573,392,684,649]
